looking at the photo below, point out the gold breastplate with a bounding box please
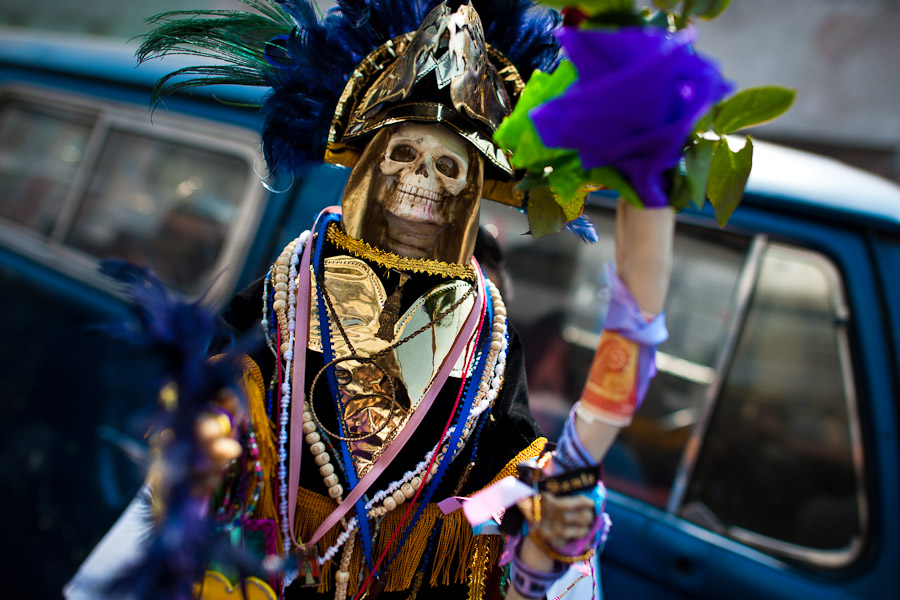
[307,256,476,475]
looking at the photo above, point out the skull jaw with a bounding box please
[381,210,447,259]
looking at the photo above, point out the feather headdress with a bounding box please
[138,0,561,205]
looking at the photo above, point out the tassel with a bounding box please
[279,437,549,593]
[239,357,281,553]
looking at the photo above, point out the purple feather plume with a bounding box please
[98,259,260,599]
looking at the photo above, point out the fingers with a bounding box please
[193,410,243,495]
[529,492,596,547]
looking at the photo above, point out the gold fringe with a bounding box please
[240,358,279,537]
[467,536,493,600]
[279,437,548,594]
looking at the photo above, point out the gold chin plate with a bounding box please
[308,257,476,475]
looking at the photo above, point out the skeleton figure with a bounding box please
[341,122,484,264]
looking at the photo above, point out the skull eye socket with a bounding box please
[389,144,417,162]
[435,156,460,178]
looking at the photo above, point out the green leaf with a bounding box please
[685,137,717,209]
[587,167,644,209]
[669,170,693,212]
[515,172,549,192]
[651,0,681,8]
[712,86,796,135]
[545,157,591,220]
[563,0,635,14]
[707,136,753,226]
[527,186,569,239]
[698,0,730,19]
[494,61,578,172]
[694,110,714,134]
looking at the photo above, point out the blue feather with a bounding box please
[565,214,600,243]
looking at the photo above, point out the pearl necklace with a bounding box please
[273,230,309,555]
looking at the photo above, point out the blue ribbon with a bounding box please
[310,213,375,569]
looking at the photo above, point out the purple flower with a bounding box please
[531,27,732,208]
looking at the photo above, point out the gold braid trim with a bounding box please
[326,222,476,280]
[467,536,493,600]
[233,356,281,551]
[284,437,548,596]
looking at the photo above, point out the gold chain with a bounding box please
[326,222,476,281]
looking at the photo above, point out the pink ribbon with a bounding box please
[287,207,330,550]
[441,476,535,527]
[287,209,485,550]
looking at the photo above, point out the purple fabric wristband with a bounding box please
[555,403,598,471]
[603,263,668,409]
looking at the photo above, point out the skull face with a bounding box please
[378,123,471,258]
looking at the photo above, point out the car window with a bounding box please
[682,244,864,565]
[481,201,866,569]
[65,129,250,289]
[0,86,265,297]
[0,103,92,235]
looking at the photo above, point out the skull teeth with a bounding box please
[397,183,443,202]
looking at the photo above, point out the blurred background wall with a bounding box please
[1,0,897,179]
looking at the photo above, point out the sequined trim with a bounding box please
[326,222,476,280]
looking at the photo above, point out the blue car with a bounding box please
[1,27,898,599]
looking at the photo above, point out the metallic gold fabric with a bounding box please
[307,256,476,475]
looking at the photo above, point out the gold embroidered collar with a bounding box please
[326,222,476,281]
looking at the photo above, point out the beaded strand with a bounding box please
[271,245,510,596]
[273,232,309,554]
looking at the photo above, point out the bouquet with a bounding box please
[494,0,795,237]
